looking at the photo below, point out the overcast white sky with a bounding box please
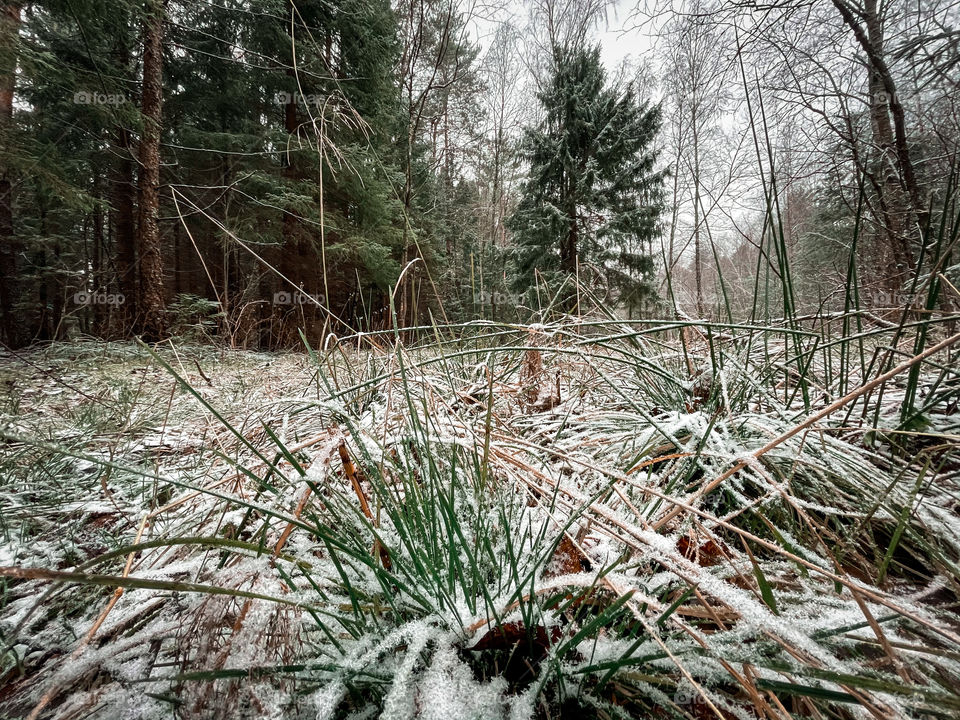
[593,4,656,70]
[469,0,657,74]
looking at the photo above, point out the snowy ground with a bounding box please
[1,324,959,719]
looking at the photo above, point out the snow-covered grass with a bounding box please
[1,318,959,720]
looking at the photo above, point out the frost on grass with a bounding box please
[1,325,959,719]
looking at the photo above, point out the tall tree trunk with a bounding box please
[36,204,49,340]
[136,0,168,341]
[491,127,502,248]
[0,2,22,347]
[832,0,922,287]
[92,181,106,334]
[114,123,138,330]
[443,96,453,257]
[399,86,416,330]
[864,0,912,288]
[278,67,304,346]
[112,30,138,333]
[692,103,704,318]
[49,236,63,339]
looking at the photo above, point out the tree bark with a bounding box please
[114,124,138,330]
[0,2,22,347]
[91,180,105,334]
[831,0,923,285]
[278,66,305,347]
[863,0,913,287]
[691,101,704,318]
[112,31,138,333]
[136,0,168,341]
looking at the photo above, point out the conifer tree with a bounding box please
[509,44,665,310]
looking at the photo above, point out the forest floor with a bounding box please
[1,321,959,720]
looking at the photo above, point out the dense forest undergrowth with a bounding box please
[1,313,959,719]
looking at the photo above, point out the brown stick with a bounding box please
[338,442,391,569]
[274,485,313,558]
[339,442,372,519]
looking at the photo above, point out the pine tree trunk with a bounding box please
[36,205,49,340]
[136,0,167,341]
[49,236,63,339]
[278,67,303,346]
[114,125,138,330]
[112,31,138,333]
[561,171,578,277]
[0,2,22,347]
[91,180,106,334]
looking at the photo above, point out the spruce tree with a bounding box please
[509,44,665,310]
